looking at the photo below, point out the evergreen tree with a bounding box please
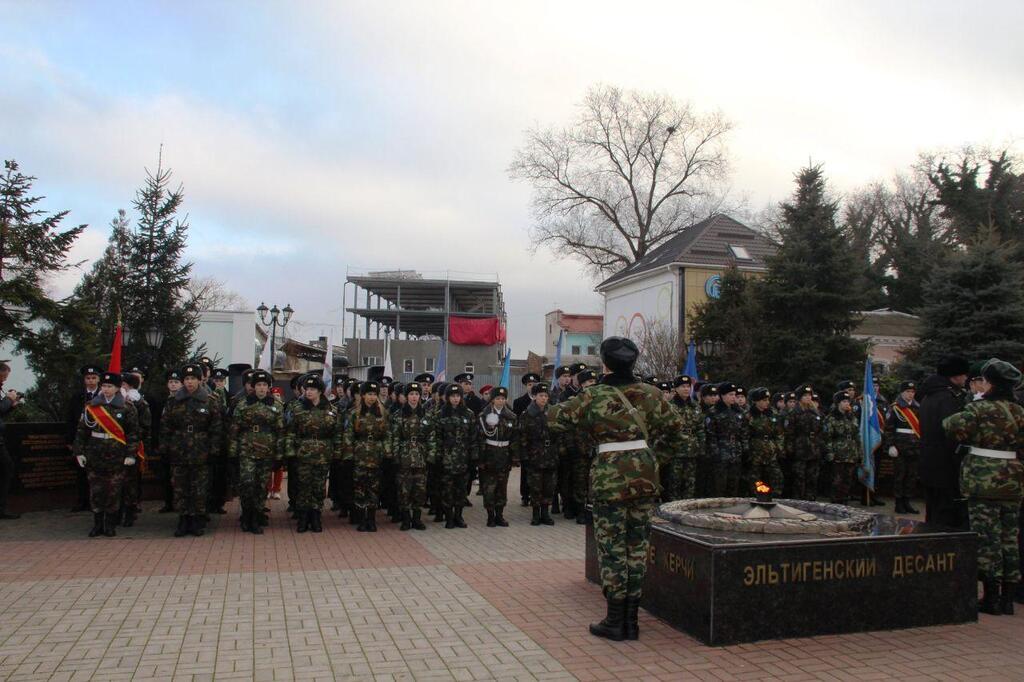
[688,268,761,385]
[74,209,131,351]
[930,150,1024,245]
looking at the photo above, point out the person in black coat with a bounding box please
[67,364,103,512]
[513,373,540,505]
[917,354,970,529]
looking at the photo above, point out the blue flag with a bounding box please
[551,330,564,381]
[436,340,447,382]
[858,357,883,491]
[498,348,511,389]
[683,339,698,379]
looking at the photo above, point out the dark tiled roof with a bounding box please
[597,214,776,290]
[853,309,922,338]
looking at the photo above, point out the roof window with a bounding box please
[729,244,752,260]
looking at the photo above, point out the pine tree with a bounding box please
[74,209,131,350]
[930,151,1024,245]
[688,268,761,385]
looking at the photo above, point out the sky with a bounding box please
[2,0,1022,357]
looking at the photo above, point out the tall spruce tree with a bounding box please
[74,209,131,351]
[930,150,1023,245]
[688,268,761,385]
[754,165,866,390]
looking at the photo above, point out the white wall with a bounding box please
[194,310,257,367]
[602,267,678,343]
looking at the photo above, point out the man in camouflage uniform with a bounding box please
[519,382,562,526]
[570,369,599,523]
[785,385,823,500]
[432,384,477,528]
[885,381,922,514]
[118,371,151,527]
[285,375,341,533]
[747,387,784,494]
[944,358,1024,616]
[390,382,433,531]
[74,371,140,537]
[228,370,283,534]
[477,386,518,527]
[667,375,703,501]
[161,363,223,537]
[825,391,860,503]
[344,381,390,532]
[706,382,748,497]
[549,337,684,642]
[696,383,719,497]
[513,372,541,507]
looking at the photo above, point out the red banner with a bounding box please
[448,316,506,346]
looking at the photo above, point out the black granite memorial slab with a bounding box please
[585,502,977,646]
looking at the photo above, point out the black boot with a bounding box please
[454,506,467,528]
[564,501,576,520]
[240,509,252,532]
[589,598,626,641]
[174,515,189,537]
[486,509,496,527]
[576,510,588,525]
[551,496,561,515]
[350,506,362,526]
[903,497,920,514]
[1002,582,1016,615]
[190,515,205,537]
[445,507,457,529]
[88,512,103,537]
[258,510,269,527]
[494,506,509,527]
[531,506,542,526]
[980,579,1002,615]
[102,513,117,537]
[412,509,426,531]
[540,505,555,526]
[433,507,445,523]
[338,505,348,518]
[893,498,907,513]
[122,507,136,527]
[297,509,310,533]
[400,511,412,531]
[311,509,323,533]
[624,597,640,640]
[366,507,377,532]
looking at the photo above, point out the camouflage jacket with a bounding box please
[213,386,229,413]
[160,385,223,462]
[671,398,705,460]
[748,407,784,466]
[785,406,823,461]
[824,409,860,464]
[433,405,477,473]
[344,403,391,465]
[884,399,921,454]
[74,393,140,470]
[125,393,152,451]
[944,398,1024,501]
[284,397,341,465]
[477,405,519,470]
[518,403,561,470]
[706,403,749,464]
[389,404,435,469]
[549,376,684,503]
[228,395,284,461]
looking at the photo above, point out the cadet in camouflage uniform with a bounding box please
[667,375,703,501]
[74,371,140,538]
[696,383,720,497]
[284,375,341,533]
[119,371,151,527]
[549,337,684,642]
[344,381,390,532]
[477,386,518,527]
[706,382,748,497]
[160,363,223,537]
[746,388,784,494]
[824,391,860,503]
[519,382,562,526]
[228,370,283,534]
[885,381,922,514]
[432,384,477,528]
[570,369,599,523]
[785,385,823,500]
[389,382,432,531]
[944,359,1024,616]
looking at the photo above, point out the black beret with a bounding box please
[937,354,970,378]
[182,364,203,379]
[555,366,572,378]
[490,386,509,399]
[212,368,229,379]
[749,387,771,402]
[445,384,463,397]
[100,371,121,386]
[360,381,379,395]
[673,375,694,388]
[251,370,272,385]
[600,336,639,372]
[577,369,597,384]
[521,373,541,385]
[302,375,325,391]
[80,364,102,377]
[531,382,550,396]
[405,382,422,395]
[982,358,1023,387]
[898,381,916,392]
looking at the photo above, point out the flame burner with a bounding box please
[656,497,876,535]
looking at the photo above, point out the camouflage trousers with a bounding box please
[528,466,557,506]
[789,459,820,500]
[748,460,784,497]
[441,470,468,509]
[397,466,427,511]
[238,457,272,513]
[573,452,591,509]
[557,451,574,508]
[711,461,741,497]
[294,460,329,511]
[353,461,381,509]
[478,464,511,510]
[661,458,696,501]
[892,454,919,498]
[969,499,1021,582]
[172,455,209,515]
[830,462,857,503]
[592,497,658,600]
[121,463,141,510]
[87,466,125,514]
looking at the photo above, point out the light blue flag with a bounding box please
[436,340,447,382]
[858,357,883,491]
[551,330,564,384]
[498,348,511,389]
[683,339,698,379]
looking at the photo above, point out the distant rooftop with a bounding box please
[548,310,603,334]
[853,309,922,339]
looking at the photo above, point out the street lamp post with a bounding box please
[257,302,293,370]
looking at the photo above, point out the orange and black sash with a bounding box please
[892,404,921,438]
[86,404,127,445]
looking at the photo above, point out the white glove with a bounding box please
[888,446,898,457]
[124,456,136,466]
[76,455,87,467]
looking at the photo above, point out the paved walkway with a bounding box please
[0,472,1021,681]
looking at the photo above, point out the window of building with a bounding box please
[362,356,379,366]
[729,244,752,260]
[464,362,474,374]
[403,358,414,373]
[571,345,581,355]
[424,357,435,372]
[587,345,597,355]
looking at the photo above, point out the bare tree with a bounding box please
[187,275,249,312]
[633,320,685,380]
[509,85,733,277]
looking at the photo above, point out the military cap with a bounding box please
[836,380,856,392]
[569,362,588,375]
[937,354,970,378]
[968,362,985,381]
[445,384,463,397]
[251,370,272,385]
[832,390,852,405]
[749,387,771,402]
[414,372,435,383]
[241,368,256,383]
[454,373,474,384]
[653,380,670,392]
[718,382,737,395]
[982,358,1023,387]
[360,381,379,395]
[479,383,494,396]
[166,368,183,382]
[531,382,550,396]
[490,386,508,400]
[391,382,404,395]
[699,383,719,397]
[577,369,597,384]
[673,375,694,388]
[212,368,229,380]
[771,391,785,404]
[786,391,797,401]
[555,366,572,378]
[80,364,102,377]
[290,375,302,389]
[521,372,541,385]
[302,375,325,391]
[642,375,657,385]
[100,371,122,387]
[796,385,814,398]
[812,392,821,401]
[379,376,393,386]
[735,386,746,397]
[126,365,146,378]
[600,336,639,372]
[198,356,213,367]
[333,374,349,385]
[182,363,203,379]
[404,382,423,395]
[433,382,447,396]
[898,381,916,392]
[121,373,141,389]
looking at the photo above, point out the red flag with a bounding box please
[108,323,122,373]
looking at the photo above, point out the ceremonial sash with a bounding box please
[892,404,921,439]
[86,404,127,445]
